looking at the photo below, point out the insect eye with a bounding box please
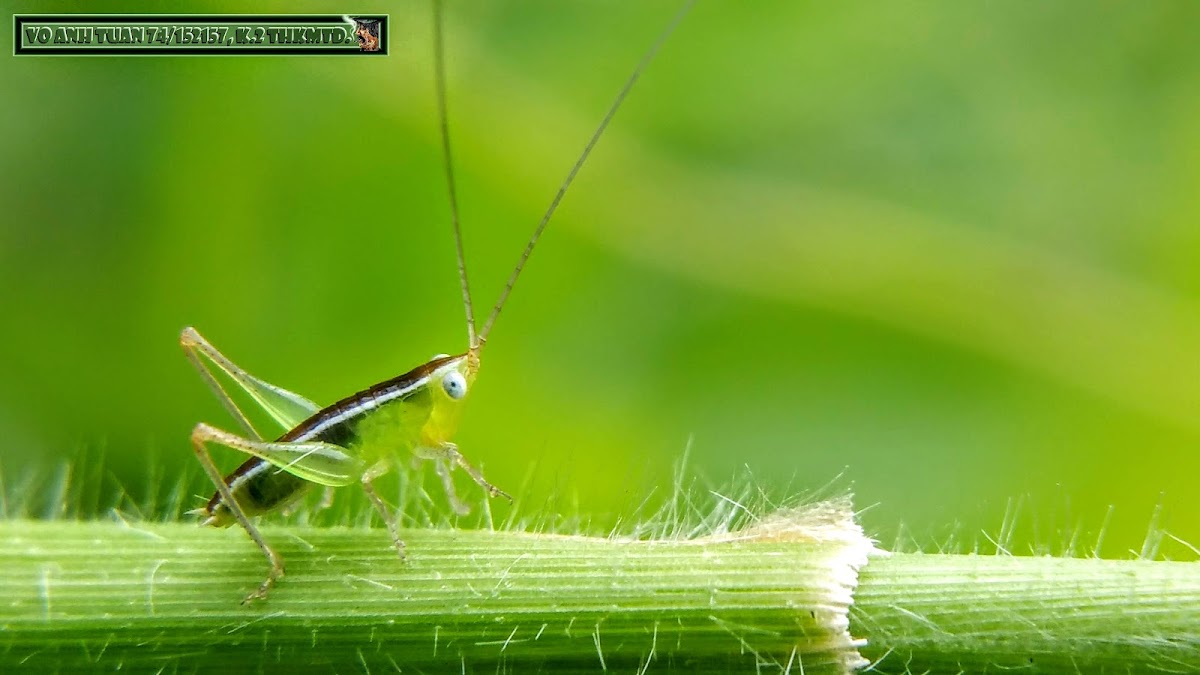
[442,371,467,400]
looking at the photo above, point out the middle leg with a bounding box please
[361,461,406,560]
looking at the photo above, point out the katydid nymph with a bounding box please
[183,1,694,603]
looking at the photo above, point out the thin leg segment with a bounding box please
[317,486,336,512]
[191,422,363,602]
[444,442,513,502]
[192,423,363,488]
[361,461,406,560]
[432,458,470,516]
[415,442,513,507]
[181,326,320,436]
[191,424,284,604]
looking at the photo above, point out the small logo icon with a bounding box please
[352,18,381,52]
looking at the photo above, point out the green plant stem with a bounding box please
[855,553,1200,673]
[0,506,869,674]
[2,513,1197,673]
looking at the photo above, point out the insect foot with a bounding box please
[241,563,285,605]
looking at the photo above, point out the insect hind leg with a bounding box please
[190,422,362,602]
[190,423,284,604]
[181,326,320,436]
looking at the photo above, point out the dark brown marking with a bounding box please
[204,353,465,518]
[279,352,462,442]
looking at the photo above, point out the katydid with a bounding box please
[184,0,692,603]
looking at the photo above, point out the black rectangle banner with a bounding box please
[14,14,388,56]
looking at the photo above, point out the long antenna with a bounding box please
[433,0,478,350]
[477,0,695,346]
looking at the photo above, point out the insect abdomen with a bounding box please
[202,458,311,527]
[201,356,454,526]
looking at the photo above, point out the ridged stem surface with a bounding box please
[2,515,1197,672]
[0,506,869,673]
[853,552,1200,673]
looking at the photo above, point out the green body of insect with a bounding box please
[184,0,693,603]
[184,333,487,526]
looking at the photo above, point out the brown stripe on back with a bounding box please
[278,353,463,443]
[205,353,465,517]
[206,456,268,513]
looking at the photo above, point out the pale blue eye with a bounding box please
[442,371,467,400]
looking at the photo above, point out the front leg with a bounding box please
[430,456,470,516]
[415,442,513,510]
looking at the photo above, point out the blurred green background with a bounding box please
[2,0,1199,557]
